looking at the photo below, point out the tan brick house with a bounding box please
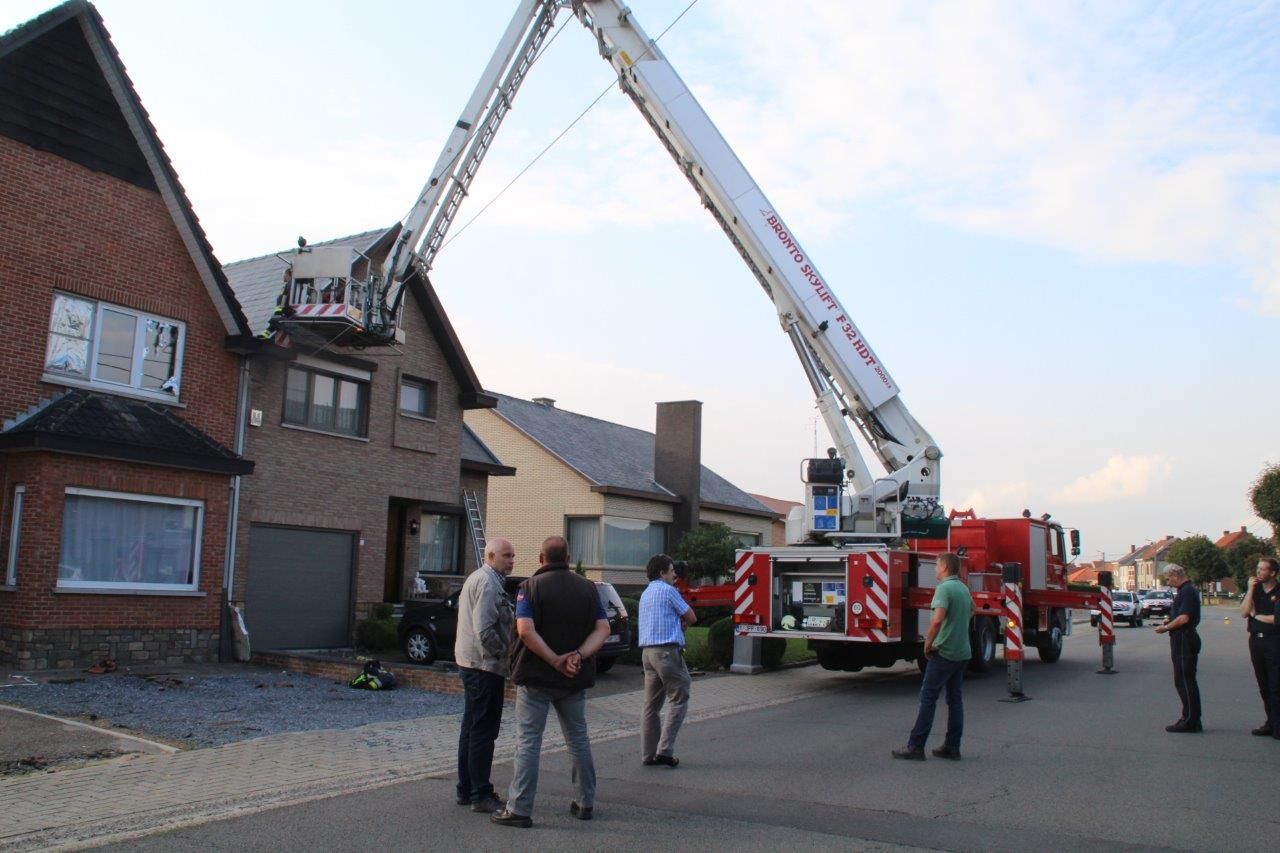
[0,1,255,669]
[223,229,511,650]
[466,395,777,589]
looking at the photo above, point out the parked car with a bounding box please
[1140,589,1174,618]
[398,576,633,671]
[1090,590,1143,627]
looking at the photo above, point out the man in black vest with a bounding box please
[491,535,610,828]
[1240,556,1280,738]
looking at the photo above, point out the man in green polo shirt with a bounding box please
[893,552,972,761]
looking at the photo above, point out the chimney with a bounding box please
[1242,525,1248,533]
[1224,530,1230,537]
[1129,545,1135,553]
[532,397,555,408]
[654,400,702,547]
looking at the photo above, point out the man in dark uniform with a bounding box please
[1155,564,1202,733]
[1239,556,1280,738]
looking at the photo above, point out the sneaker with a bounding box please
[490,809,532,828]
[1251,724,1273,737]
[891,747,926,761]
[931,746,962,761]
[471,793,505,814]
[569,801,594,820]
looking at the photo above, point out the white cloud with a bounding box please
[954,480,1032,518]
[1053,455,1173,504]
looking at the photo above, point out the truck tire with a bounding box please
[1036,610,1065,663]
[814,643,864,672]
[968,617,997,673]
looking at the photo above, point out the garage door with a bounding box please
[246,525,354,650]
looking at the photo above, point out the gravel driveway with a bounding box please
[0,669,463,748]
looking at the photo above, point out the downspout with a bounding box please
[221,355,251,662]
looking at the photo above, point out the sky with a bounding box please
[4,0,1277,558]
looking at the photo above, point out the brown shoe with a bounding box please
[490,809,532,828]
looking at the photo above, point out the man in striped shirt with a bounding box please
[638,554,697,767]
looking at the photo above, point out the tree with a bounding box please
[1166,536,1229,587]
[1223,533,1278,593]
[1252,462,1280,543]
[672,522,738,583]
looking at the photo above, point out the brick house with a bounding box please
[465,395,777,589]
[748,492,802,547]
[1116,536,1179,591]
[0,2,255,669]
[223,229,511,650]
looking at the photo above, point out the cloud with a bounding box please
[1053,455,1173,504]
[954,480,1032,517]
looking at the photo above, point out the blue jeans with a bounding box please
[506,686,595,818]
[908,655,967,750]
[457,667,506,802]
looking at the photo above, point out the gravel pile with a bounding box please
[0,670,463,748]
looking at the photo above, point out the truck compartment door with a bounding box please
[847,550,905,642]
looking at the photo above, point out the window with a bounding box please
[399,377,438,419]
[283,366,368,437]
[418,514,460,574]
[44,293,184,397]
[568,517,601,566]
[732,531,760,548]
[4,486,23,586]
[56,488,203,591]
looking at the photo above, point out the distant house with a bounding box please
[748,493,802,547]
[1213,526,1255,594]
[1067,560,1118,587]
[222,229,512,650]
[0,1,254,669]
[1116,537,1180,590]
[465,395,777,589]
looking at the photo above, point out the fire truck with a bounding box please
[274,1,1101,671]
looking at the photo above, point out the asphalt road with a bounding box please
[98,606,1277,852]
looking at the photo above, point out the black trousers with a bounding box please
[1248,633,1280,730]
[457,666,506,801]
[1170,631,1202,724]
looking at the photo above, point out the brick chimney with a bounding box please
[532,397,556,408]
[654,400,702,547]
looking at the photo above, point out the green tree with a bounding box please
[1167,535,1229,587]
[672,522,738,583]
[1252,462,1280,543]
[1223,533,1278,593]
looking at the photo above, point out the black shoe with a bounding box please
[455,795,471,806]
[892,747,926,761]
[569,801,593,820]
[642,757,658,766]
[653,754,679,768]
[471,793,505,814]
[490,809,532,828]
[1252,724,1273,737]
[1165,721,1202,733]
[931,746,962,761]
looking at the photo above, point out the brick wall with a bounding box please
[234,292,469,617]
[252,650,515,700]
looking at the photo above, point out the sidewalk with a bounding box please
[0,667,844,851]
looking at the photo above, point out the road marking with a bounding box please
[0,705,179,754]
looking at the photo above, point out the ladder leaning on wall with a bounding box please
[463,490,486,570]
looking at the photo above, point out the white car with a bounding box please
[1090,590,1143,627]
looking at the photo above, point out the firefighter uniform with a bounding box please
[1247,580,1280,737]
[1167,580,1202,730]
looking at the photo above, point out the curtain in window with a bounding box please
[418,514,459,574]
[568,518,601,566]
[58,495,198,587]
[603,517,666,568]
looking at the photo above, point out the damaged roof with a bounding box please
[0,389,253,475]
[0,0,250,337]
[489,393,774,517]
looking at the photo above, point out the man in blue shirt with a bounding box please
[1155,564,1203,733]
[638,554,697,768]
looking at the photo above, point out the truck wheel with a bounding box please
[404,628,437,665]
[814,643,845,671]
[1134,614,1143,628]
[968,618,997,673]
[1036,610,1065,663]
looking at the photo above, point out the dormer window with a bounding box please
[44,293,185,399]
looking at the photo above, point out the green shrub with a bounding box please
[355,618,397,650]
[372,603,394,621]
[707,616,735,669]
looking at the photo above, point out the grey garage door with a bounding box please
[246,525,354,650]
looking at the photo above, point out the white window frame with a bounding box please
[56,487,204,592]
[43,292,187,401]
[4,486,23,586]
[398,376,438,420]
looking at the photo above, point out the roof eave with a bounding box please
[0,432,253,475]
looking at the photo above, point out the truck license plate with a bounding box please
[738,624,768,634]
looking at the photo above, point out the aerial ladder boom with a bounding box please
[280,0,943,539]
